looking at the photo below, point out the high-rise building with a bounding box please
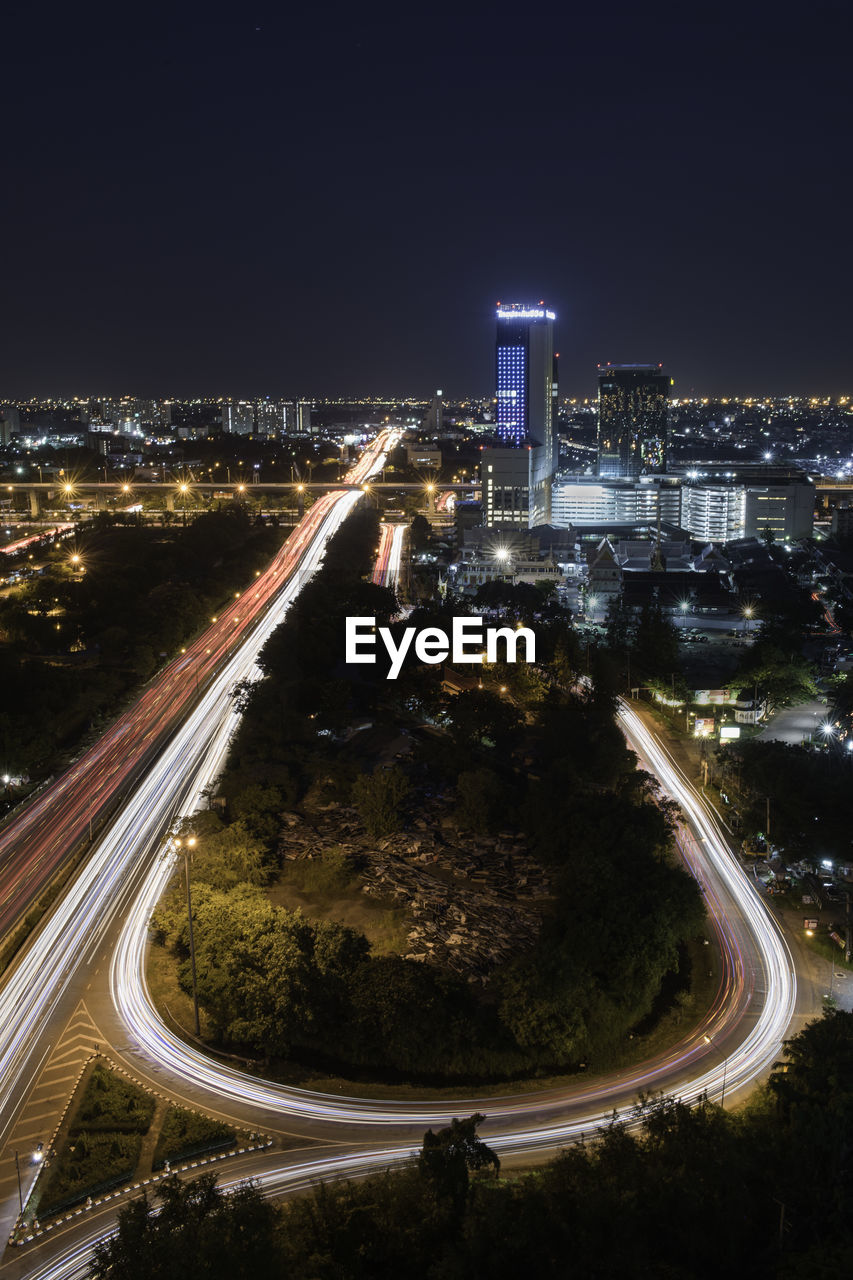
[0,405,21,444]
[484,302,558,526]
[597,364,670,478]
[296,399,313,435]
[222,402,255,435]
[424,390,443,434]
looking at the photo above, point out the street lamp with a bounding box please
[703,1033,728,1107]
[177,481,190,526]
[14,1145,42,1219]
[14,1150,23,1215]
[174,835,201,1037]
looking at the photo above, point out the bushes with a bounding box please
[285,846,357,896]
[36,1064,154,1215]
[38,1132,143,1216]
[93,1032,853,1280]
[72,1063,155,1135]
[33,1062,240,1219]
[153,1107,235,1170]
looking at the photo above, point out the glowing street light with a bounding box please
[174,834,201,1037]
[703,1033,728,1107]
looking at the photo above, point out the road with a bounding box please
[0,454,817,1276]
[371,522,405,594]
[0,438,393,943]
[0,433,399,1243]
[2,696,805,1278]
[0,691,804,1280]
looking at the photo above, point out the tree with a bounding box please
[455,768,504,830]
[410,513,432,553]
[352,765,410,838]
[737,640,817,709]
[444,687,521,750]
[632,599,679,683]
[89,1173,279,1279]
[418,1115,500,1213]
[769,1008,853,1120]
[603,593,633,652]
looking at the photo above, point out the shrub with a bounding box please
[153,1106,236,1169]
[72,1063,155,1135]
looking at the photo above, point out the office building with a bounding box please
[0,405,21,444]
[597,364,670,478]
[743,481,814,541]
[682,484,746,542]
[222,402,255,435]
[484,302,558,526]
[551,472,814,542]
[296,399,313,435]
[255,399,286,437]
[424,390,443,434]
[552,475,682,527]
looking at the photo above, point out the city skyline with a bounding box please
[2,4,852,398]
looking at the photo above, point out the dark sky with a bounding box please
[2,1,852,399]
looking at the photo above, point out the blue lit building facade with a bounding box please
[486,303,558,527]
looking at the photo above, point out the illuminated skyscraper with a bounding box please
[485,302,558,526]
[597,364,670,478]
[495,303,556,452]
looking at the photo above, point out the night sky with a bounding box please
[3,2,852,399]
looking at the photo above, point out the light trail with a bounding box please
[105,696,795,1132]
[372,522,404,593]
[0,433,399,1153]
[4,441,800,1273]
[0,433,398,940]
[0,526,74,557]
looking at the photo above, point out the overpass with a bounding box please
[0,481,479,517]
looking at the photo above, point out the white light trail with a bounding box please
[0,432,398,1145]
[8,429,801,1276]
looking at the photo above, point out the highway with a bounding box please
[371,521,405,593]
[3,687,802,1280]
[0,433,397,1241]
[103,697,796,1134]
[0,437,806,1276]
[0,437,392,942]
